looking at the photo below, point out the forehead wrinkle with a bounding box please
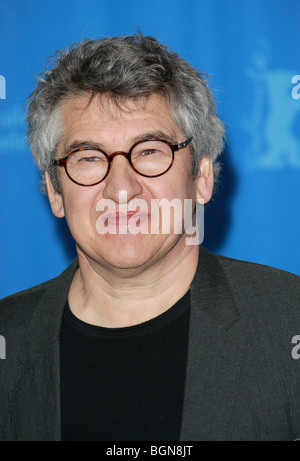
[59,93,182,155]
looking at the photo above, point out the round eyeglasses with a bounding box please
[52,137,193,186]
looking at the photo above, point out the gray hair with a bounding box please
[26,34,225,194]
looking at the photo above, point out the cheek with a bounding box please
[150,174,195,201]
[61,187,99,228]
[148,176,196,232]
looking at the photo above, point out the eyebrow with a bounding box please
[61,130,178,157]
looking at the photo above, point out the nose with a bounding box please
[101,154,143,203]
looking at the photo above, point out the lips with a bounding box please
[115,210,149,227]
[99,209,150,228]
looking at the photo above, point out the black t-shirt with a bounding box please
[60,291,190,441]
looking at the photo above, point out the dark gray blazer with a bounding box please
[1,246,300,441]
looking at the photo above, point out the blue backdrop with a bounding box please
[1,0,299,299]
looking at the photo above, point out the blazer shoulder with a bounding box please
[212,252,300,321]
[0,280,50,317]
[216,252,300,287]
[0,258,78,330]
[0,259,78,368]
[0,279,58,352]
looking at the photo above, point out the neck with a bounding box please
[68,241,199,328]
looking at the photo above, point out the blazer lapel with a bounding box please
[10,260,78,441]
[180,247,246,441]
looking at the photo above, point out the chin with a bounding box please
[97,234,163,270]
[101,252,154,271]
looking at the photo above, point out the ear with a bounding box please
[195,157,214,204]
[45,171,65,218]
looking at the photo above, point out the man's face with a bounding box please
[47,93,212,273]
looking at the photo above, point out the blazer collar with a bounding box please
[17,259,79,367]
[191,245,239,329]
[180,246,245,440]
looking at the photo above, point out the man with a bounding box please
[0,34,299,441]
